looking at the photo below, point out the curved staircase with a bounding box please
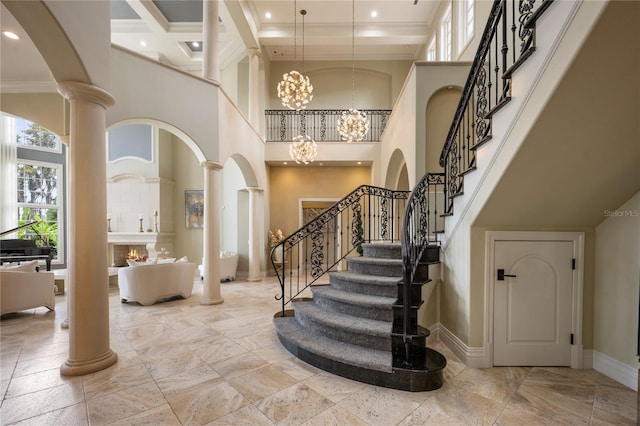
[273,242,446,392]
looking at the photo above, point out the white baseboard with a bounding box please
[429,327,637,391]
[592,350,638,391]
[429,323,490,368]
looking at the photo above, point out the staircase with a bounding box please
[274,242,446,392]
[272,0,558,393]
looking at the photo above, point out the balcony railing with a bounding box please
[265,109,391,142]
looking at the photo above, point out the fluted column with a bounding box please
[247,48,261,128]
[201,161,224,305]
[203,0,220,83]
[57,81,118,376]
[246,187,263,281]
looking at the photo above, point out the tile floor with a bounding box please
[0,278,637,425]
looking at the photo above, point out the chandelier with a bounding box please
[277,5,313,111]
[337,0,369,142]
[338,108,369,142]
[277,70,313,111]
[289,134,318,164]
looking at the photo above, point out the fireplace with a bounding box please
[112,245,148,267]
[107,232,175,267]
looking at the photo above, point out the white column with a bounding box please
[246,187,263,281]
[247,48,261,128]
[201,161,224,305]
[203,0,220,83]
[57,81,118,376]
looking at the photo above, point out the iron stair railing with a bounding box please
[272,185,410,317]
[398,0,554,367]
[440,0,554,214]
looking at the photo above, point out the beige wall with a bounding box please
[268,165,371,242]
[594,191,640,367]
[269,60,412,110]
[171,135,204,264]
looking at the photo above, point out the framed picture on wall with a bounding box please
[185,190,204,228]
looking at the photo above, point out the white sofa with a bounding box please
[1,270,56,315]
[198,251,239,281]
[118,261,197,306]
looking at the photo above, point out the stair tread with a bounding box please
[292,300,391,336]
[274,316,392,372]
[349,257,402,266]
[312,286,396,307]
[329,271,400,285]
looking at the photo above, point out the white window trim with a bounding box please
[457,0,475,55]
[439,4,452,61]
[427,37,437,61]
[16,158,64,265]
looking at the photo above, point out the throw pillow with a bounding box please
[0,260,39,271]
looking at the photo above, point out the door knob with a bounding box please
[497,269,517,281]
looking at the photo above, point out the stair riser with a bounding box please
[330,277,397,298]
[314,296,393,322]
[348,259,403,277]
[362,244,402,259]
[295,311,391,351]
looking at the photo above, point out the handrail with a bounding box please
[272,185,410,317]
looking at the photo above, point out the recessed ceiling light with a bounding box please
[140,40,147,47]
[371,10,378,18]
[265,12,272,19]
[319,163,324,166]
[283,161,288,165]
[2,30,19,40]
[357,162,362,165]
[191,41,200,48]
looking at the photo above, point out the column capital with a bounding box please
[247,48,262,59]
[57,81,115,108]
[200,161,223,171]
[246,186,264,194]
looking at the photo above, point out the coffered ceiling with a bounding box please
[1,0,439,89]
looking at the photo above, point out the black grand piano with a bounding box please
[0,222,53,271]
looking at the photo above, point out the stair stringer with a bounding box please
[438,0,610,368]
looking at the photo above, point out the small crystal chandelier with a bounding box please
[277,70,313,111]
[289,134,318,164]
[338,108,369,142]
[337,0,369,142]
[277,5,313,111]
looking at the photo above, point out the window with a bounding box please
[439,5,452,61]
[16,119,61,153]
[427,38,437,61]
[458,0,474,54]
[17,160,62,260]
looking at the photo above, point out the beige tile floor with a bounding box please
[1,277,637,425]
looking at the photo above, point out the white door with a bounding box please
[493,240,574,366]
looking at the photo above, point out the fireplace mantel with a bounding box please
[107,232,176,266]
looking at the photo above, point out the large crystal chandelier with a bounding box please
[289,134,318,164]
[337,0,369,142]
[277,5,313,111]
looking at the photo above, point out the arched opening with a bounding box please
[385,148,409,190]
[425,86,462,173]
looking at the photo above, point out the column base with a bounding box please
[60,318,69,329]
[200,297,224,305]
[60,349,118,376]
[247,277,262,282]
